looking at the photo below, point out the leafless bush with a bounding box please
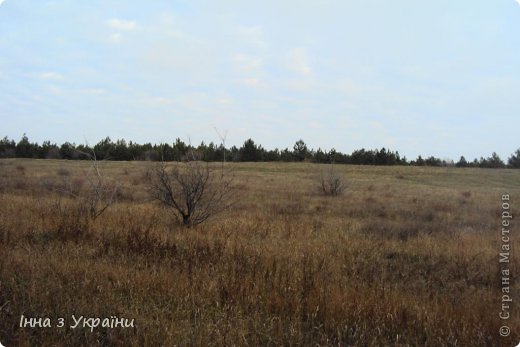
[461,191,472,199]
[15,164,25,175]
[148,161,235,227]
[40,176,57,192]
[57,168,71,176]
[320,164,346,196]
[58,151,119,221]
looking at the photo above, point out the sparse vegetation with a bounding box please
[0,159,519,346]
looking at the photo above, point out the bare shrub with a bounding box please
[40,176,57,192]
[58,151,119,221]
[36,153,118,242]
[319,165,345,196]
[461,191,472,199]
[148,161,235,227]
[15,164,25,175]
[57,168,71,176]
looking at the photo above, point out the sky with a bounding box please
[0,0,519,161]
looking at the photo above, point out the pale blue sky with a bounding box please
[0,0,519,160]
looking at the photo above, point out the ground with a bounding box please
[0,159,519,346]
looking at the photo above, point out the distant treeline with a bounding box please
[1,134,519,168]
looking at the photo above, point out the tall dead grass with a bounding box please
[0,159,518,346]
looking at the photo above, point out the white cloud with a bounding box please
[236,25,267,48]
[143,97,176,107]
[516,0,520,6]
[40,72,64,80]
[81,88,106,95]
[233,53,262,71]
[281,79,316,92]
[0,0,5,6]
[47,85,63,95]
[107,18,137,31]
[308,121,322,129]
[216,98,233,105]
[109,33,122,44]
[237,25,263,37]
[285,48,312,76]
[369,121,384,130]
[240,78,261,87]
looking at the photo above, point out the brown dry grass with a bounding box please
[0,158,519,346]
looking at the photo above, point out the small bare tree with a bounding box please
[43,149,119,240]
[148,160,234,227]
[81,151,119,220]
[58,149,119,221]
[320,164,345,196]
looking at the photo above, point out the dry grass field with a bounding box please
[0,158,519,346]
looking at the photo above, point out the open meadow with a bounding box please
[0,158,519,346]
